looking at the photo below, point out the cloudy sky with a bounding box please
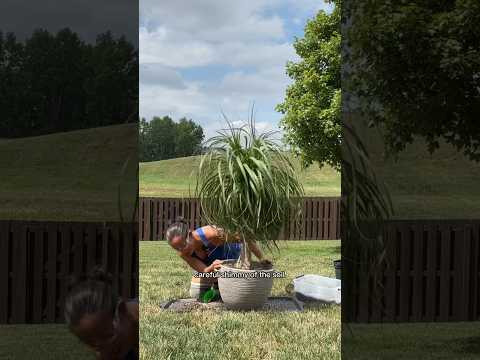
[140,0,333,139]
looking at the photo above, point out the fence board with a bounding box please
[59,224,71,322]
[384,224,397,322]
[11,223,27,323]
[439,224,451,321]
[110,225,120,297]
[32,225,44,323]
[72,223,84,279]
[144,200,151,242]
[122,224,133,298]
[399,226,411,322]
[152,200,158,241]
[0,222,9,323]
[86,223,96,273]
[312,199,319,240]
[329,200,338,240]
[46,223,57,322]
[101,226,109,269]
[455,225,467,321]
[472,224,479,320]
[425,222,437,322]
[411,223,423,321]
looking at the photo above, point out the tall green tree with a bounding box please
[149,116,176,161]
[175,118,204,157]
[345,0,480,161]
[139,118,152,161]
[276,0,341,169]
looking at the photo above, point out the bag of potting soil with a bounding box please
[200,287,220,303]
[291,274,341,304]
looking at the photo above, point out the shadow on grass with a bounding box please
[303,302,339,311]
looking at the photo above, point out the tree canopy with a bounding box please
[276,1,341,169]
[0,28,138,138]
[139,116,204,162]
[345,0,480,161]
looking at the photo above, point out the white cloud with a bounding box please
[140,63,186,89]
[140,26,215,67]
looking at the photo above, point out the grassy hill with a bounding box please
[352,119,480,219]
[0,124,137,221]
[139,155,341,197]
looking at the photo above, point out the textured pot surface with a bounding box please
[217,260,274,310]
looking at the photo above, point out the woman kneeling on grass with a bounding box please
[64,267,138,360]
[166,217,267,298]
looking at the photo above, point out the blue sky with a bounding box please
[140,0,333,139]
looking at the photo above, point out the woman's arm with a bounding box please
[180,253,220,273]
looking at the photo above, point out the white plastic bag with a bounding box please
[292,274,341,305]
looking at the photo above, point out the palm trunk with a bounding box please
[237,239,252,270]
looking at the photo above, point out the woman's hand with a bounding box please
[259,259,273,267]
[206,259,223,272]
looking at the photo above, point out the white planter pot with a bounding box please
[217,260,274,310]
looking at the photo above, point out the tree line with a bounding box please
[139,116,204,162]
[0,28,138,138]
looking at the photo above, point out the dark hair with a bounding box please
[64,267,118,328]
[165,216,190,244]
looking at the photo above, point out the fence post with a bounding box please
[11,222,27,323]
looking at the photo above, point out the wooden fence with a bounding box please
[343,220,480,323]
[0,220,138,324]
[139,197,341,241]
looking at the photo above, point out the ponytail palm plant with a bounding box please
[195,117,304,270]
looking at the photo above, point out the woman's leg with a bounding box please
[189,274,218,298]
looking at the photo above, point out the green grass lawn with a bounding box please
[0,124,137,221]
[140,240,341,360]
[139,156,341,198]
[343,323,480,359]
[0,324,93,359]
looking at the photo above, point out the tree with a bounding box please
[0,32,25,137]
[149,116,176,161]
[175,118,204,157]
[345,0,480,161]
[138,116,204,161]
[276,1,341,169]
[139,118,152,161]
[86,32,138,127]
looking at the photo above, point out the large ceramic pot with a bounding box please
[217,260,274,310]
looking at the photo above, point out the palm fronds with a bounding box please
[195,114,304,268]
